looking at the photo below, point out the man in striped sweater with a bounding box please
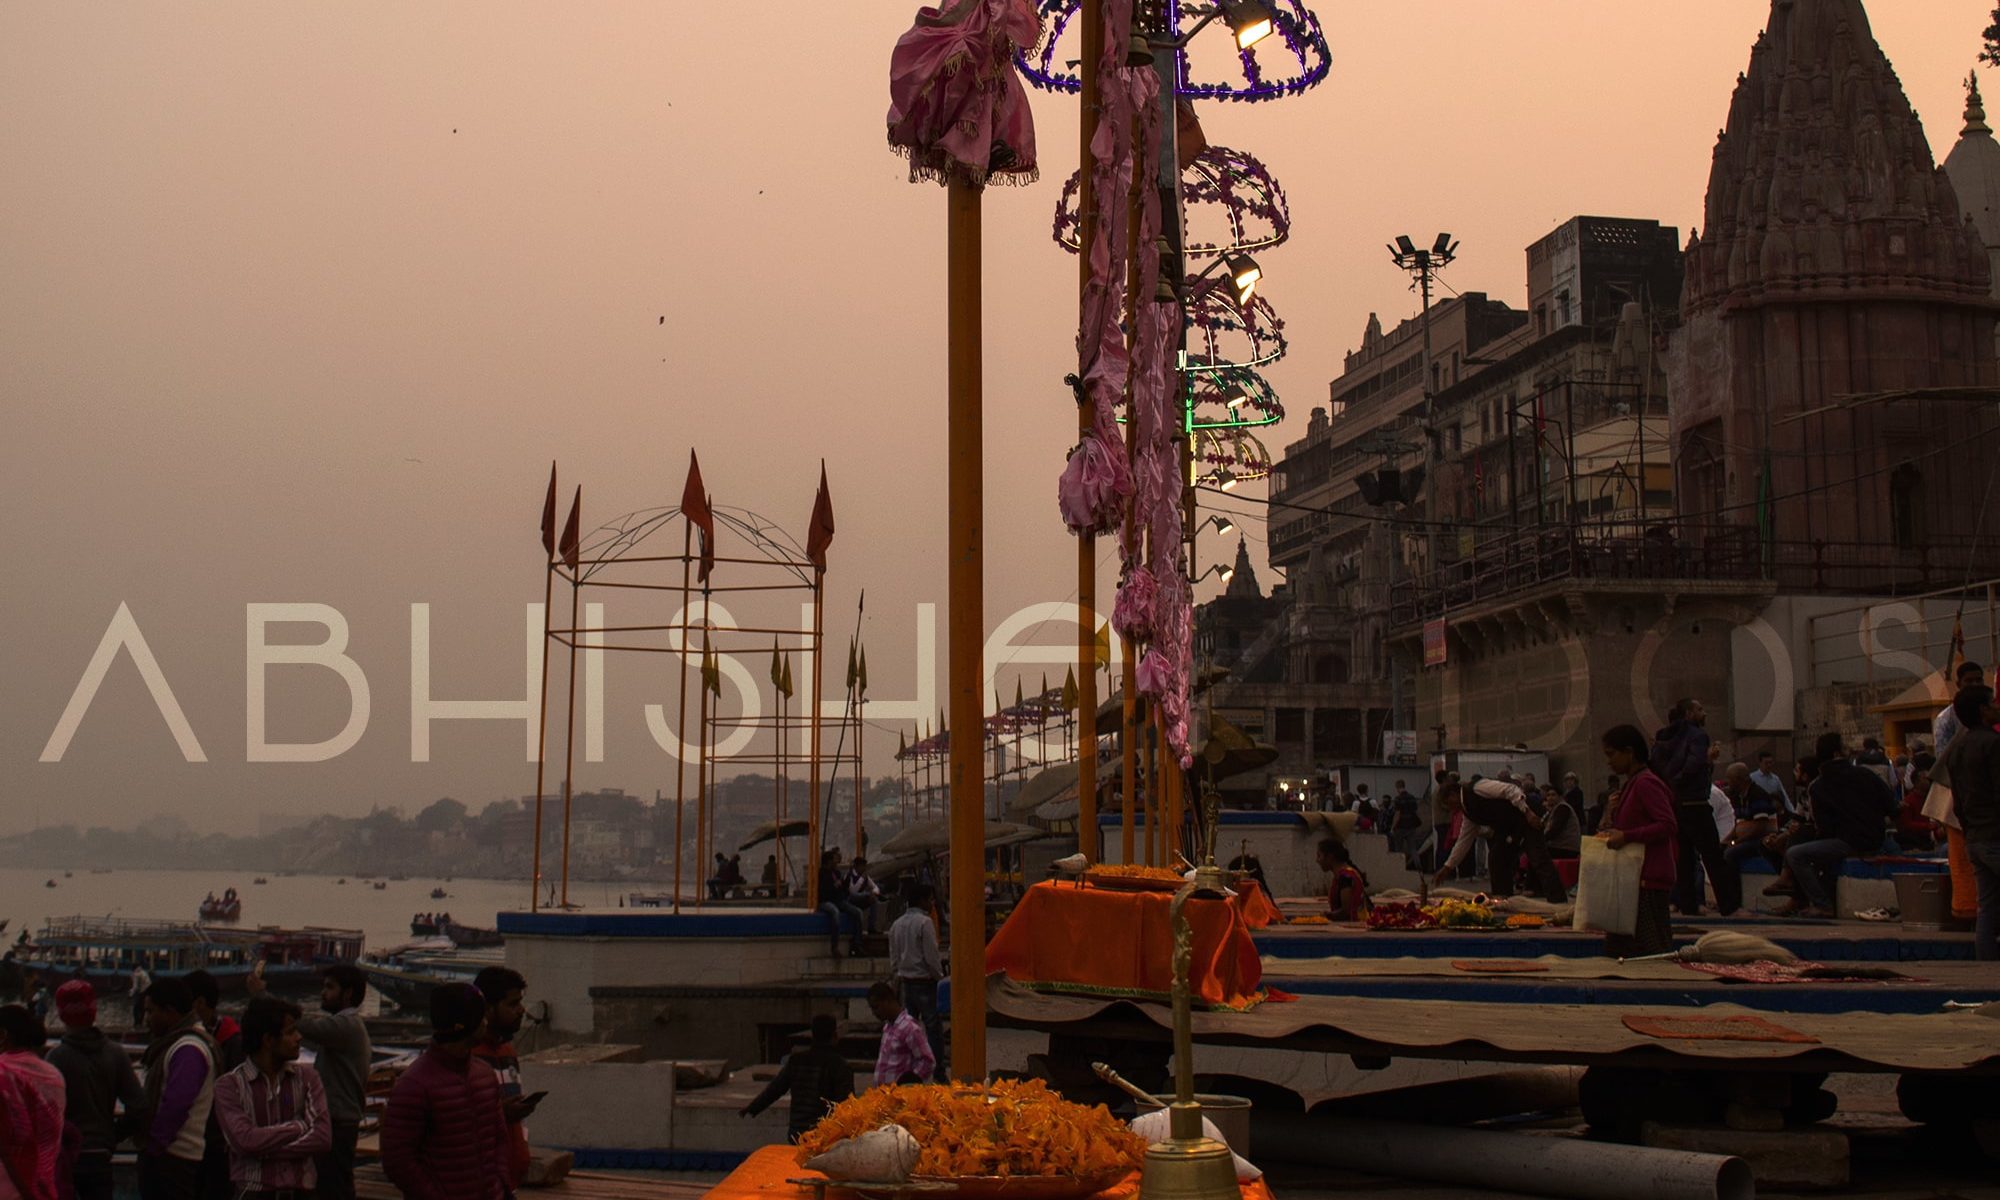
[212,996,331,1198]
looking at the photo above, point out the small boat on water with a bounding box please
[199,888,242,922]
[44,880,56,889]
[429,888,447,900]
[373,881,388,891]
[253,878,268,885]
[18,917,364,996]
[359,939,504,1013]
[63,871,73,879]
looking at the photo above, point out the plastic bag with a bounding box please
[804,1124,921,1182]
[1572,836,1645,936]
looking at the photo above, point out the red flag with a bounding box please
[539,462,558,558]
[559,486,582,572]
[805,463,835,571]
[681,450,717,582]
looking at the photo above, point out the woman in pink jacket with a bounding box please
[1598,724,1680,957]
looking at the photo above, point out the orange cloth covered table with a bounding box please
[984,881,1267,1010]
[1231,879,1283,930]
[707,1145,1274,1200]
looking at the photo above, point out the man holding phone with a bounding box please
[474,967,538,1189]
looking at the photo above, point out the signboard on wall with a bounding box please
[1381,730,1419,762]
[1423,618,1448,667]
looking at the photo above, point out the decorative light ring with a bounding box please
[1019,0,1331,102]
[1052,145,1291,258]
[1195,429,1273,481]
[1184,146,1290,259]
[1185,288,1287,372]
[1185,359,1283,431]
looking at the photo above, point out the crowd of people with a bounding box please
[0,959,553,1200]
[1410,665,2000,960]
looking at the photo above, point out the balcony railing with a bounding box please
[1389,523,2000,626]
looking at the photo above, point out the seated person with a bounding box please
[1894,752,1940,852]
[1316,839,1371,921]
[706,853,732,900]
[844,859,883,934]
[1541,786,1582,859]
[1224,852,1269,896]
[1781,733,1895,918]
[759,854,780,895]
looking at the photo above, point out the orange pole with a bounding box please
[559,575,580,907]
[775,682,786,898]
[1075,0,1103,870]
[530,554,554,913]
[695,616,712,911]
[855,679,865,858]
[808,577,825,910]
[1121,646,1137,864]
[672,523,692,913]
[947,175,986,1082]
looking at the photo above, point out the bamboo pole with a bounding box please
[1121,644,1137,864]
[531,554,554,913]
[775,677,786,898]
[673,524,692,914]
[855,676,866,858]
[947,175,986,1082]
[559,574,581,907]
[808,575,826,910]
[696,614,712,911]
[1075,0,1103,866]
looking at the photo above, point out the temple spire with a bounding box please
[1968,69,1992,138]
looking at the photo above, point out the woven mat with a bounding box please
[1622,1013,1820,1044]
[1450,960,1553,974]
[1680,960,1923,985]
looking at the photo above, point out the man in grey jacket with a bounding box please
[47,981,145,1200]
[248,964,369,1200]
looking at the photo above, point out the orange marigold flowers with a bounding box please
[797,1079,1149,1179]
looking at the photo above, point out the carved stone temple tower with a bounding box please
[1669,0,1998,560]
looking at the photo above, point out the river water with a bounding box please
[0,866,642,954]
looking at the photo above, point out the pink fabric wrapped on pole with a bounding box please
[886,0,1041,189]
[1112,564,1157,643]
[1058,431,1130,535]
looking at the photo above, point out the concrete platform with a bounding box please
[1255,917,1978,962]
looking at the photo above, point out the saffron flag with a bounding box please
[1094,622,1111,670]
[1062,666,1079,712]
[778,655,794,699]
[682,450,717,583]
[806,463,835,571]
[701,646,722,696]
[540,462,558,557]
[559,487,582,572]
[858,647,869,696]
[846,638,859,692]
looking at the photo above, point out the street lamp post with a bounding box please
[1387,233,1456,731]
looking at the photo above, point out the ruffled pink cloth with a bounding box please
[886,0,1041,189]
[1112,564,1157,643]
[1059,431,1129,535]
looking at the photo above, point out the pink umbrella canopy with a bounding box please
[886,0,1042,190]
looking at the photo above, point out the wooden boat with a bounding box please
[359,941,503,1012]
[442,920,504,949]
[199,888,243,922]
[18,917,364,995]
[429,887,448,900]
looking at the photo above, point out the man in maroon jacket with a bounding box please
[381,984,509,1200]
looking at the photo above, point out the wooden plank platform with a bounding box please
[987,975,2000,1076]
[358,1165,708,1200]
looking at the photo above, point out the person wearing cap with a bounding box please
[381,983,508,1200]
[471,968,535,1191]
[46,981,145,1200]
[0,1003,66,1200]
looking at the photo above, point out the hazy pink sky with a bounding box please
[1,2,1987,832]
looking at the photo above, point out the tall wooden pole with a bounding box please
[530,554,554,912]
[1121,644,1137,863]
[672,524,692,913]
[695,620,712,911]
[808,576,826,909]
[855,675,866,858]
[1075,0,1103,865]
[559,576,581,907]
[947,175,986,1082]
[775,678,786,897]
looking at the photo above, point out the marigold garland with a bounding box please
[797,1080,1148,1179]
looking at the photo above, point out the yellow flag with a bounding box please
[778,655,794,698]
[769,641,784,688]
[1094,622,1111,669]
[1062,666,1079,712]
[701,646,721,696]
[858,647,869,696]
[845,638,859,691]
